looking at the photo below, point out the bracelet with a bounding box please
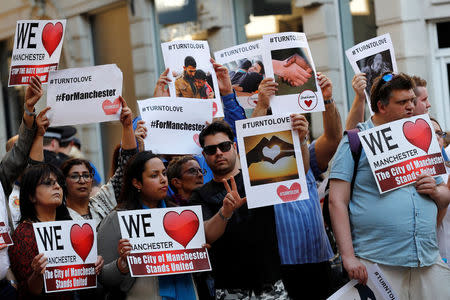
[218,208,232,221]
[24,105,36,116]
[324,98,334,105]
[300,136,308,146]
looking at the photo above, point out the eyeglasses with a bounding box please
[203,141,233,156]
[68,173,93,182]
[435,131,447,138]
[39,179,60,187]
[182,167,205,176]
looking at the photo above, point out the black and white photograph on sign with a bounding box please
[270,47,317,96]
[356,49,393,96]
[224,56,265,98]
[244,130,299,186]
[173,55,216,99]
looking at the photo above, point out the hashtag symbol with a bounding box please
[56,94,61,101]
[151,120,156,128]
[270,38,273,43]
[242,123,246,129]
[169,45,172,50]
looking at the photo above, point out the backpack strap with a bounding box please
[344,128,362,191]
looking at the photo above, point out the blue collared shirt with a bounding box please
[274,143,333,265]
[329,118,442,267]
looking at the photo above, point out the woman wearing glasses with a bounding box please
[60,97,137,226]
[167,156,205,205]
[8,164,103,299]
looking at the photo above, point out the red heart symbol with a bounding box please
[163,210,199,248]
[102,97,121,115]
[213,102,218,116]
[193,134,200,147]
[277,182,301,202]
[70,224,94,262]
[402,118,432,153]
[304,100,312,107]
[42,22,63,57]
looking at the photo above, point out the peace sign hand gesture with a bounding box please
[221,176,247,219]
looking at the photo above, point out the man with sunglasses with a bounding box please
[329,72,450,299]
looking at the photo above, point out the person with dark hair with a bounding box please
[194,69,214,99]
[329,72,450,299]
[175,55,200,98]
[60,97,137,226]
[56,126,77,162]
[231,59,265,95]
[8,164,103,299]
[230,59,252,85]
[360,53,391,95]
[167,155,204,205]
[411,75,431,115]
[97,151,198,299]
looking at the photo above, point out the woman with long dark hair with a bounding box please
[8,164,103,299]
[97,151,197,299]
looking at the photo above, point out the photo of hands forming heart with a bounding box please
[244,130,299,186]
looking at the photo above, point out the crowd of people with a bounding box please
[0,50,449,300]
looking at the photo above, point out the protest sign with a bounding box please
[46,64,123,126]
[117,206,211,277]
[346,33,397,114]
[138,97,211,154]
[33,220,97,293]
[161,40,224,118]
[327,264,399,300]
[9,20,66,86]
[359,114,446,193]
[0,222,13,247]
[262,32,324,114]
[214,40,266,117]
[236,115,308,208]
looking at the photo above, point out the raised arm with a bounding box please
[345,73,367,130]
[291,114,310,174]
[251,78,277,118]
[29,107,51,162]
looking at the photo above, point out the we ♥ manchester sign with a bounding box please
[47,64,123,126]
[117,206,211,277]
[9,20,66,86]
[33,220,97,293]
[359,114,446,193]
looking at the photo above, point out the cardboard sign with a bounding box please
[0,222,13,247]
[236,115,309,208]
[46,64,123,126]
[262,32,324,114]
[328,264,399,300]
[359,114,446,193]
[214,40,266,117]
[346,34,397,115]
[33,220,97,293]
[137,97,211,154]
[161,40,224,118]
[117,206,211,277]
[9,20,66,86]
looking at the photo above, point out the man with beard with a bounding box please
[175,56,199,98]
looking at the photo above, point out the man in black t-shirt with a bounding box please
[189,121,288,299]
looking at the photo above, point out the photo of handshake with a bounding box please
[272,53,312,87]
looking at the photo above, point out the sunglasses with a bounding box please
[203,141,233,156]
[39,179,60,187]
[182,167,205,176]
[435,131,447,138]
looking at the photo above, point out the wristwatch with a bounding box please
[324,98,334,105]
[218,208,232,221]
[24,104,36,116]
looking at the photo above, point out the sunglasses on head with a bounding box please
[380,73,393,86]
[203,141,233,155]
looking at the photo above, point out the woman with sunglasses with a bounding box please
[167,156,205,205]
[97,151,198,299]
[60,97,137,227]
[8,164,103,299]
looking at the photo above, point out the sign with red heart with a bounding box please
[9,20,66,86]
[33,220,97,293]
[117,206,211,277]
[358,114,446,193]
[277,182,302,202]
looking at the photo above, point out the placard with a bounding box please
[327,264,399,300]
[236,115,309,208]
[117,206,211,277]
[33,220,97,293]
[214,40,266,117]
[262,32,324,114]
[161,40,224,118]
[345,34,397,114]
[0,222,13,247]
[137,97,211,154]
[9,20,66,86]
[46,64,123,126]
[359,114,446,193]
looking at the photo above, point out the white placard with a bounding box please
[214,40,266,116]
[33,220,97,293]
[138,97,211,154]
[9,20,66,86]
[236,115,309,208]
[46,64,123,126]
[262,32,325,114]
[328,264,399,300]
[345,33,398,115]
[161,40,224,118]
[117,206,211,277]
[359,114,446,193]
